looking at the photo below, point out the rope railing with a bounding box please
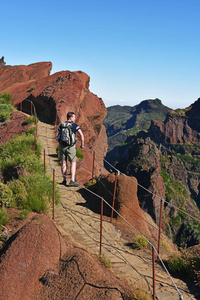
[16,99,199,299]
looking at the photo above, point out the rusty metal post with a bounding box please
[100,198,103,255]
[44,148,46,174]
[110,172,118,223]
[34,131,37,155]
[157,199,164,257]
[53,169,55,220]
[152,247,156,300]
[35,116,37,138]
[92,151,95,183]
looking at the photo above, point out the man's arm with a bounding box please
[77,128,84,148]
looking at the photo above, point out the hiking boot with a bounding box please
[61,179,67,186]
[69,180,79,187]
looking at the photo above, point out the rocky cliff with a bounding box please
[0,61,108,182]
[149,103,200,145]
[106,99,200,247]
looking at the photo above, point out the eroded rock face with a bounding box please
[0,62,108,182]
[97,173,151,236]
[149,100,200,145]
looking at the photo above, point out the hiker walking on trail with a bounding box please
[57,112,84,187]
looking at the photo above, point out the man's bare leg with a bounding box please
[61,160,67,182]
[70,161,76,182]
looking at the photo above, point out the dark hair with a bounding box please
[67,112,75,120]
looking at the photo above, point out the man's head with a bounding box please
[67,112,75,122]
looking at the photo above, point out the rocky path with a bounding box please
[37,120,199,300]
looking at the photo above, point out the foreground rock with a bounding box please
[0,214,133,300]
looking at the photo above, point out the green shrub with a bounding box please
[0,183,13,208]
[76,148,84,159]
[23,115,38,125]
[27,127,36,135]
[19,209,31,220]
[84,179,98,192]
[0,92,12,104]
[132,288,152,300]
[23,154,44,173]
[132,236,148,250]
[99,254,112,269]
[0,93,14,121]
[0,208,10,227]
[0,133,41,170]
[9,179,27,208]
[10,173,59,213]
[167,254,189,277]
[0,103,14,122]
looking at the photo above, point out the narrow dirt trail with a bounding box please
[37,120,199,300]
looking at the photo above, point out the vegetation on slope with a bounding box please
[0,94,60,230]
[0,92,14,122]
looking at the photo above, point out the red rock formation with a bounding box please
[0,62,52,94]
[150,108,200,145]
[0,62,108,183]
[97,173,151,237]
[0,110,31,145]
[0,214,133,300]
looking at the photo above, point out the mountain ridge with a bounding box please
[105,97,200,247]
[104,98,170,150]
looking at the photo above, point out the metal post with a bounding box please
[34,131,37,155]
[157,199,164,257]
[100,198,103,255]
[92,151,95,183]
[53,169,55,220]
[35,117,37,138]
[152,247,156,300]
[110,172,118,223]
[44,148,46,174]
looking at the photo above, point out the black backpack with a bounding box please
[59,122,76,147]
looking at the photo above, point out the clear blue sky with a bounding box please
[1,0,200,109]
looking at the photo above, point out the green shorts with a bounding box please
[59,144,76,162]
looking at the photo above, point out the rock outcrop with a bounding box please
[149,100,200,145]
[0,214,133,300]
[0,61,108,183]
[96,173,151,237]
[0,110,31,145]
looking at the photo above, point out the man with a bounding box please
[57,112,84,186]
